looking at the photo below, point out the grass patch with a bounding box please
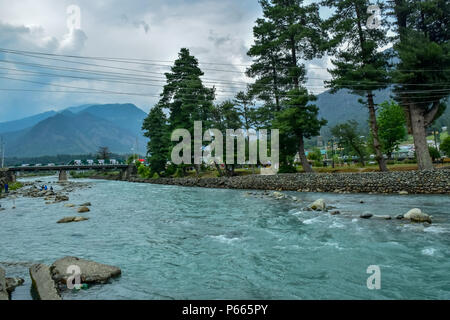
[9,182,24,190]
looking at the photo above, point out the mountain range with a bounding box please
[0,90,449,157]
[0,103,148,157]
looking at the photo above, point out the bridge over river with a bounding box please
[4,164,134,181]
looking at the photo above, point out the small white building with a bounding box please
[87,159,94,165]
[74,160,82,165]
[98,159,105,165]
[110,159,118,165]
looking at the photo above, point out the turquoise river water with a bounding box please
[0,176,449,299]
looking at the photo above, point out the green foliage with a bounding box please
[307,148,322,161]
[428,146,441,161]
[323,0,390,94]
[331,120,367,165]
[277,164,298,173]
[151,172,159,179]
[142,104,169,175]
[137,165,151,179]
[246,0,328,171]
[9,182,23,190]
[390,0,450,168]
[440,136,450,156]
[377,101,407,157]
[174,167,184,178]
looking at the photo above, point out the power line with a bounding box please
[2,47,450,72]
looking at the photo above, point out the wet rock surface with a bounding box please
[0,267,8,300]
[29,264,61,300]
[57,216,89,223]
[403,208,432,224]
[50,256,121,285]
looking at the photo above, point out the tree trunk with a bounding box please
[298,135,313,173]
[409,105,434,170]
[367,93,388,172]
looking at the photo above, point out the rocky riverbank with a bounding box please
[123,169,450,194]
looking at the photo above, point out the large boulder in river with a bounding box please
[403,208,432,223]
[309,199,326,211]
[29,264,61,300]
[50,257,121,285]
[0,267,8,300]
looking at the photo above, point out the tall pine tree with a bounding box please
[390,0,450,170]
[322,0,390,172]
[247,0,328,173]
[159,48,215,174]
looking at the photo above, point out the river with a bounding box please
[1,176,449,299]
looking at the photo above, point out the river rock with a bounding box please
[360,212,373,219]
[29,264,61,300]
[329,210,340,215]
[77,206,90,213]
[80,202,92,207]
[55,195,69,202]
[50,256,121,285]
[309,199,326,211]
[272,191,285,199]
[64,203,75,208]
[57,216,89,223]
[6,277,25,294]
[373,215,392,220]
[403,208,432,223]
[398,190,408,195]
[0,267,8,300]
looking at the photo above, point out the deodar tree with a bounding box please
[247,0,328,173]
[160,48,215,175]
[142,104,169,176]
[390,0,450,170]
[322,0,390,172]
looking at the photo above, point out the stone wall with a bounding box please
[127,169,450,194]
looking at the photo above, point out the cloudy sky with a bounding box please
[0,0,332,122]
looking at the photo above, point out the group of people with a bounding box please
[40,184,53,191]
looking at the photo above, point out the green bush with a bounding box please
[313,160,323,167]
[440,136,450,156]
[9,182,23,190]
[278,164,297,173]
[174,167,184,177]
[428,146,441,161]
[137,165,151,178]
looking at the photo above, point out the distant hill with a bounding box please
[81,103,148,136]
[0,110,57,134]
[316,88,450,138]
[2,103,148,157]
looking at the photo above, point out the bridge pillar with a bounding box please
[120,164,137,180]
[58,170,68,181]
